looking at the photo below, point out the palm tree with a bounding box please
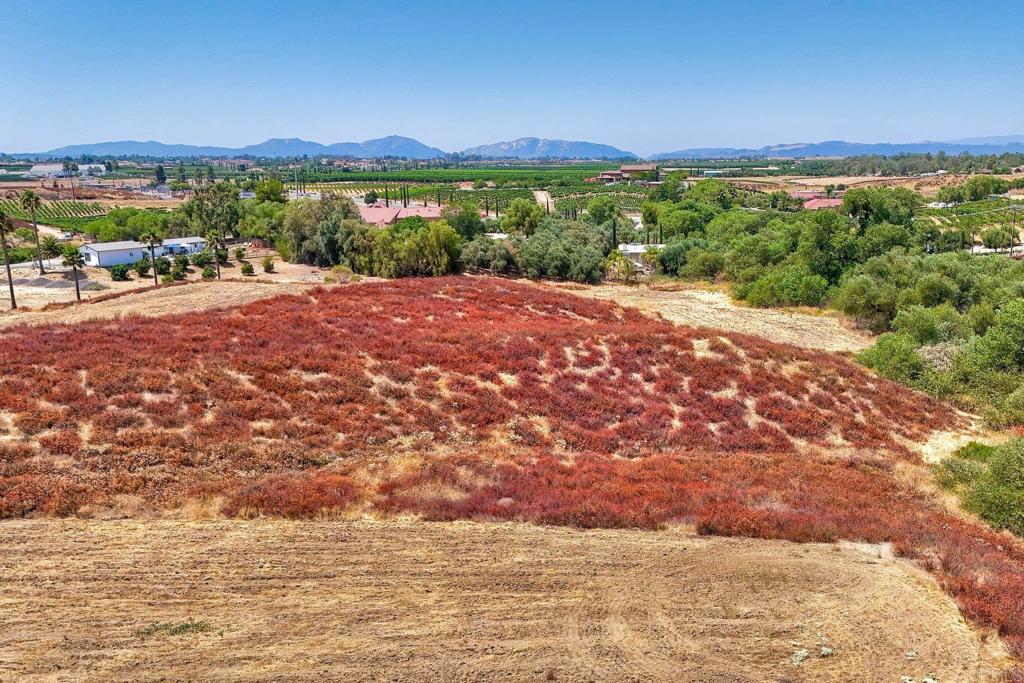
[61,245,85,302]
[206,232,223,279]
[138,228,164,286]
[19,190,44,274]
[0,211,16,309]
[40,235,62,261]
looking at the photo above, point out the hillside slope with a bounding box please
[3,276,1024,673]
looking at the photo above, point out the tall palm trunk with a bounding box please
[72,264,81,301]
[150,245,159,285]
[31,213,44,274]
[0,228,15,310]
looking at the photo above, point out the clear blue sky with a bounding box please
[2,0,1021,156]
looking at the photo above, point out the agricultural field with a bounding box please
[288,181,534,211]
[299,164,616,185]
[0,198,106,224]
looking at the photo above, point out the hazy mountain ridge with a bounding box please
[460,137,637,159]
[12,134,1024,161]
[650,136,1024,160]
[23,136,446,160]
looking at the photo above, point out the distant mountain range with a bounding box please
[10,134,1024,161]
[650,136,1024,160]
[12,135,638,160]
[22,136,446,160]
[460,137,637,159]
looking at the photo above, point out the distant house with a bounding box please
[357,203,446,228]
[803,198,844,211]
[162,236,207,255]
[79,241,149,267]
[617,242,664,266]
[595,164,658,184]
[619,164,657,178]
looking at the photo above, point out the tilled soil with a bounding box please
[0,519,1007,682]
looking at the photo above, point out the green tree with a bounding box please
[19,190,45,274]
[40,235,62,260]
[364,189,379,205]
[255,178,286,203]
[154,164,167,185]
[61,245,85,301]
[500,198,544,235]
[441,203,484,240]
[586,196,618,225]
[185,182,241,279]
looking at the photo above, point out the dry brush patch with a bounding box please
[2,276,1024,672]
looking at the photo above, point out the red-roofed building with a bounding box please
[358,203,447,228]
[358,205,402,228]
[803,198,844,211]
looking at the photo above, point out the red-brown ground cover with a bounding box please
[1,276,1023,672]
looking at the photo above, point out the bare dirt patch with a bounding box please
[548,281,874,353]
[0,518,1008,682]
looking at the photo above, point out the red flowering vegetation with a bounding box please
[220,472,361,519]
[37,430,82,456]
[0,277,961,511]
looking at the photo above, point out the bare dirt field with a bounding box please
[0,278,320,329]
[0,518,1008,683]
[0,257,334,318]
[547,281,874,353]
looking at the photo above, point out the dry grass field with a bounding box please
[0,519,1009,682]
[547,281,874,353]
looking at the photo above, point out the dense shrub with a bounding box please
[460,236,516,273]
[109,264,130,281]
[515,219,605,283]
[240,262,255,276]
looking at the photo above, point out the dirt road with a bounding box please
[0,519,1006,682]
[551,282,874,353]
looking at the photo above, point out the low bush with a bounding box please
[109,264,130,281]
[240,262,255,276]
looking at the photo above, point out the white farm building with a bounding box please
[79,241,151,267]
[79,236,207,267]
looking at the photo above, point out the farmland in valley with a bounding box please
[3,276,1024,676]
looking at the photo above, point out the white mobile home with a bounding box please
[162,236,207,255]
[79,241,150,267]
